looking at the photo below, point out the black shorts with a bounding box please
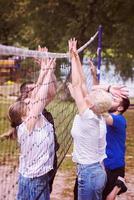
[102,167,125,200]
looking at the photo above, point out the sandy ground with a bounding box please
[51,171,134,200]
[0,165,18,200]
[0,166,134,200]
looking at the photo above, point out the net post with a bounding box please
[97,25,102,82]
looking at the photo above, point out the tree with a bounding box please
[0,0,134,79]
[0,0,30,45]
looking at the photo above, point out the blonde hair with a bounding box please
[8,101,27,127]
[90,89,112,114]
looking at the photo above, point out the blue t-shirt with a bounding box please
[104,114,127,170]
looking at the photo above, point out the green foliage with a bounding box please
[0,0,30,45]
[0,0,134,79]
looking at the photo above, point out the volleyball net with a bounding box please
[0,26,102,199]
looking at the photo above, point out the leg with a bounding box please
[30,174,50,200]
[92,165,107,200]
[74,177,78,200]
[77,163,106,200]
[17,174,30,200]
[77,164,94,200]
[106,176,127,200]
[116,176,127,194]
[102,167,125,200]
[106,186,120,200]
[102,169,115,200]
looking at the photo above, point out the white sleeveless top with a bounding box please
[17,116,54,178]
[71,108,106,164]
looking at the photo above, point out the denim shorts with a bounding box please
[77,162,107,200]
[17,173,50,200]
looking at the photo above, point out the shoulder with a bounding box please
[80,108,98,120]
[17,122,29,133]
[111,114,126,127]
[111,113,125,121]
[17,122,30,143]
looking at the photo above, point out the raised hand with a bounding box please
[38,46,50,71]
[110,85,129,98]
[34,45,50,72]
[89,59,97,77]
[68,38,77,58]
[34,45,47,64]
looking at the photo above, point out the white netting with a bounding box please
[0,30,99,200]
[0,31,98,59]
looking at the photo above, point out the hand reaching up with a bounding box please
[89,60,97,77]
[68,38,78,58]
[109,85,129,98]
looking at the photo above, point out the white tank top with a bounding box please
[17,117,54,178]
[71,109,106,164]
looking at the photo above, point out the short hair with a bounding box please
[120,97,130,113]
[20,81,34,94]
[90,89,112,114]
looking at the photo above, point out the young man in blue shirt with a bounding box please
[102,96,130,200]
[88,61,130,200]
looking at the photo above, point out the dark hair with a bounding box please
[8,101,27,128]
[20,81,34,94]
[120,97,130,114]
[18,81,34,101]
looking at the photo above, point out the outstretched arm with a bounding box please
[89,60,99,85]
[31,46,50,99]
[69,38,89,97]
[25,57,56,132]
[92,84,129,99]
[68,38,93,113]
